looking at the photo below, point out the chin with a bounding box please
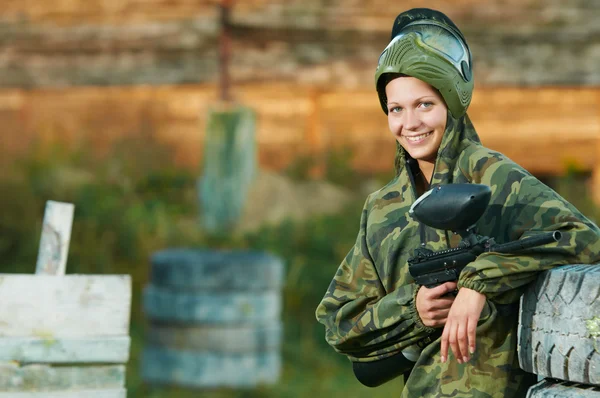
[408,151,436,162]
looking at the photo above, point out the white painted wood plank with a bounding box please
[0,337,130,363]
[0,389,126,398]
[35,201,74,276]
[0,275,131,337]
[0,363,125,390]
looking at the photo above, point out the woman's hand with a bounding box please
[416,281,457,328]
[440,287,486,364]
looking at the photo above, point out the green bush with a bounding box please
[1,136,597,397]
[1,137,406,397]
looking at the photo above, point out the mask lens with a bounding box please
[396,22,469,71]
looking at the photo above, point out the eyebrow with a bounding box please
[415,96,437,102]
[387,96,438,106]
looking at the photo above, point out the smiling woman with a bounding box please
[385,75,447,183]
[315,7,600,398]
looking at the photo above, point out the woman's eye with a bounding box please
[389,106,402,113]
[420,102,433,109]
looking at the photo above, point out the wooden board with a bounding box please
[1,1,599,88]
[318,87,600,176]
[0,337,130,363]
[0,390,126,398]
[35,201,74,276]
[0,363,124,391]
[0,275,131,338]
[2,84,599,190]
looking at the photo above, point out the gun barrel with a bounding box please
[492,231,562,254]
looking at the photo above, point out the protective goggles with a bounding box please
[382,20,472,82]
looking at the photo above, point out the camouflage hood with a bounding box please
[316,111,600,396]
[393,112,481,184]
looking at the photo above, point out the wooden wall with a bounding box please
[1,0,599,200]
[2,83,596,177]
[2,1,600,88]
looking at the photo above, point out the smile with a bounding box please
[404,131,433,143]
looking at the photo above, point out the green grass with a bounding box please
[0,138,406,397]
[0,138,596,397]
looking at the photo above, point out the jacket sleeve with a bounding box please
[457,158,600,303]
[315,196,436,362]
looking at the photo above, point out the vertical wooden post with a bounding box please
[35,201,75,276]
[219,0,233,103]
[593,137,600,205]
[593,90,600,206]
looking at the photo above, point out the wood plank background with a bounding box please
[1,1,598,201]
[1,84,597,176]
[1,0,600,87]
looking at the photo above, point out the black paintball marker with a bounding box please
[408,184,562,288]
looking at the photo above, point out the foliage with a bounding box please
[283,145,395,190]
[1,136,597,397]
[0,137,404,397]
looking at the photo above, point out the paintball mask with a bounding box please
[375,9,474,117]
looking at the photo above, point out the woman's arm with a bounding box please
[442,156,600,363]
[458,173,600,301]
[315,198,437,362]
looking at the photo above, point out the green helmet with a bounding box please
[375,8,474,117]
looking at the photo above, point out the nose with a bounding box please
[403,109,421,131]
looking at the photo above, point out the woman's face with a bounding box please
[385,76,447,164]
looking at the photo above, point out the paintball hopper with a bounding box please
[409,184,491,233]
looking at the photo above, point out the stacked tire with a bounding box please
[141,249,284,388]
[518,264,600,397]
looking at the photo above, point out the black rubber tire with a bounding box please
[141,347,280,387]
[143,285,281,323]
[150,249,285,290]
[518,264,600,386]
[145,321,281,352]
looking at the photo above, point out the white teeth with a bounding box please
[405,132,432,142]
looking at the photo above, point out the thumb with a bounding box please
[431,281,457,298]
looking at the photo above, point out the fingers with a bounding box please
[441,319,466,364]
[444,281,458,293]
[455,315,478,363]
[429,282,458,299]
[448,321,460,364]
[428,308,450,321]
[416,284,456,328]
[430,297,455,310]
[457,320,468,363]
[440,288,485,364]
[440,322,449,363]
[467,316,477,356]
[422,308,450,327]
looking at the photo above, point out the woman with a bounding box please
[315,8,600,397]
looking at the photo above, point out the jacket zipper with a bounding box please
[406,157,427,247]
[406,156,452,250]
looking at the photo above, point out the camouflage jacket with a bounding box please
[315,113,600,397]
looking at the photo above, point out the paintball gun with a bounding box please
[353,184,562,388]
[408,184,562,288]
